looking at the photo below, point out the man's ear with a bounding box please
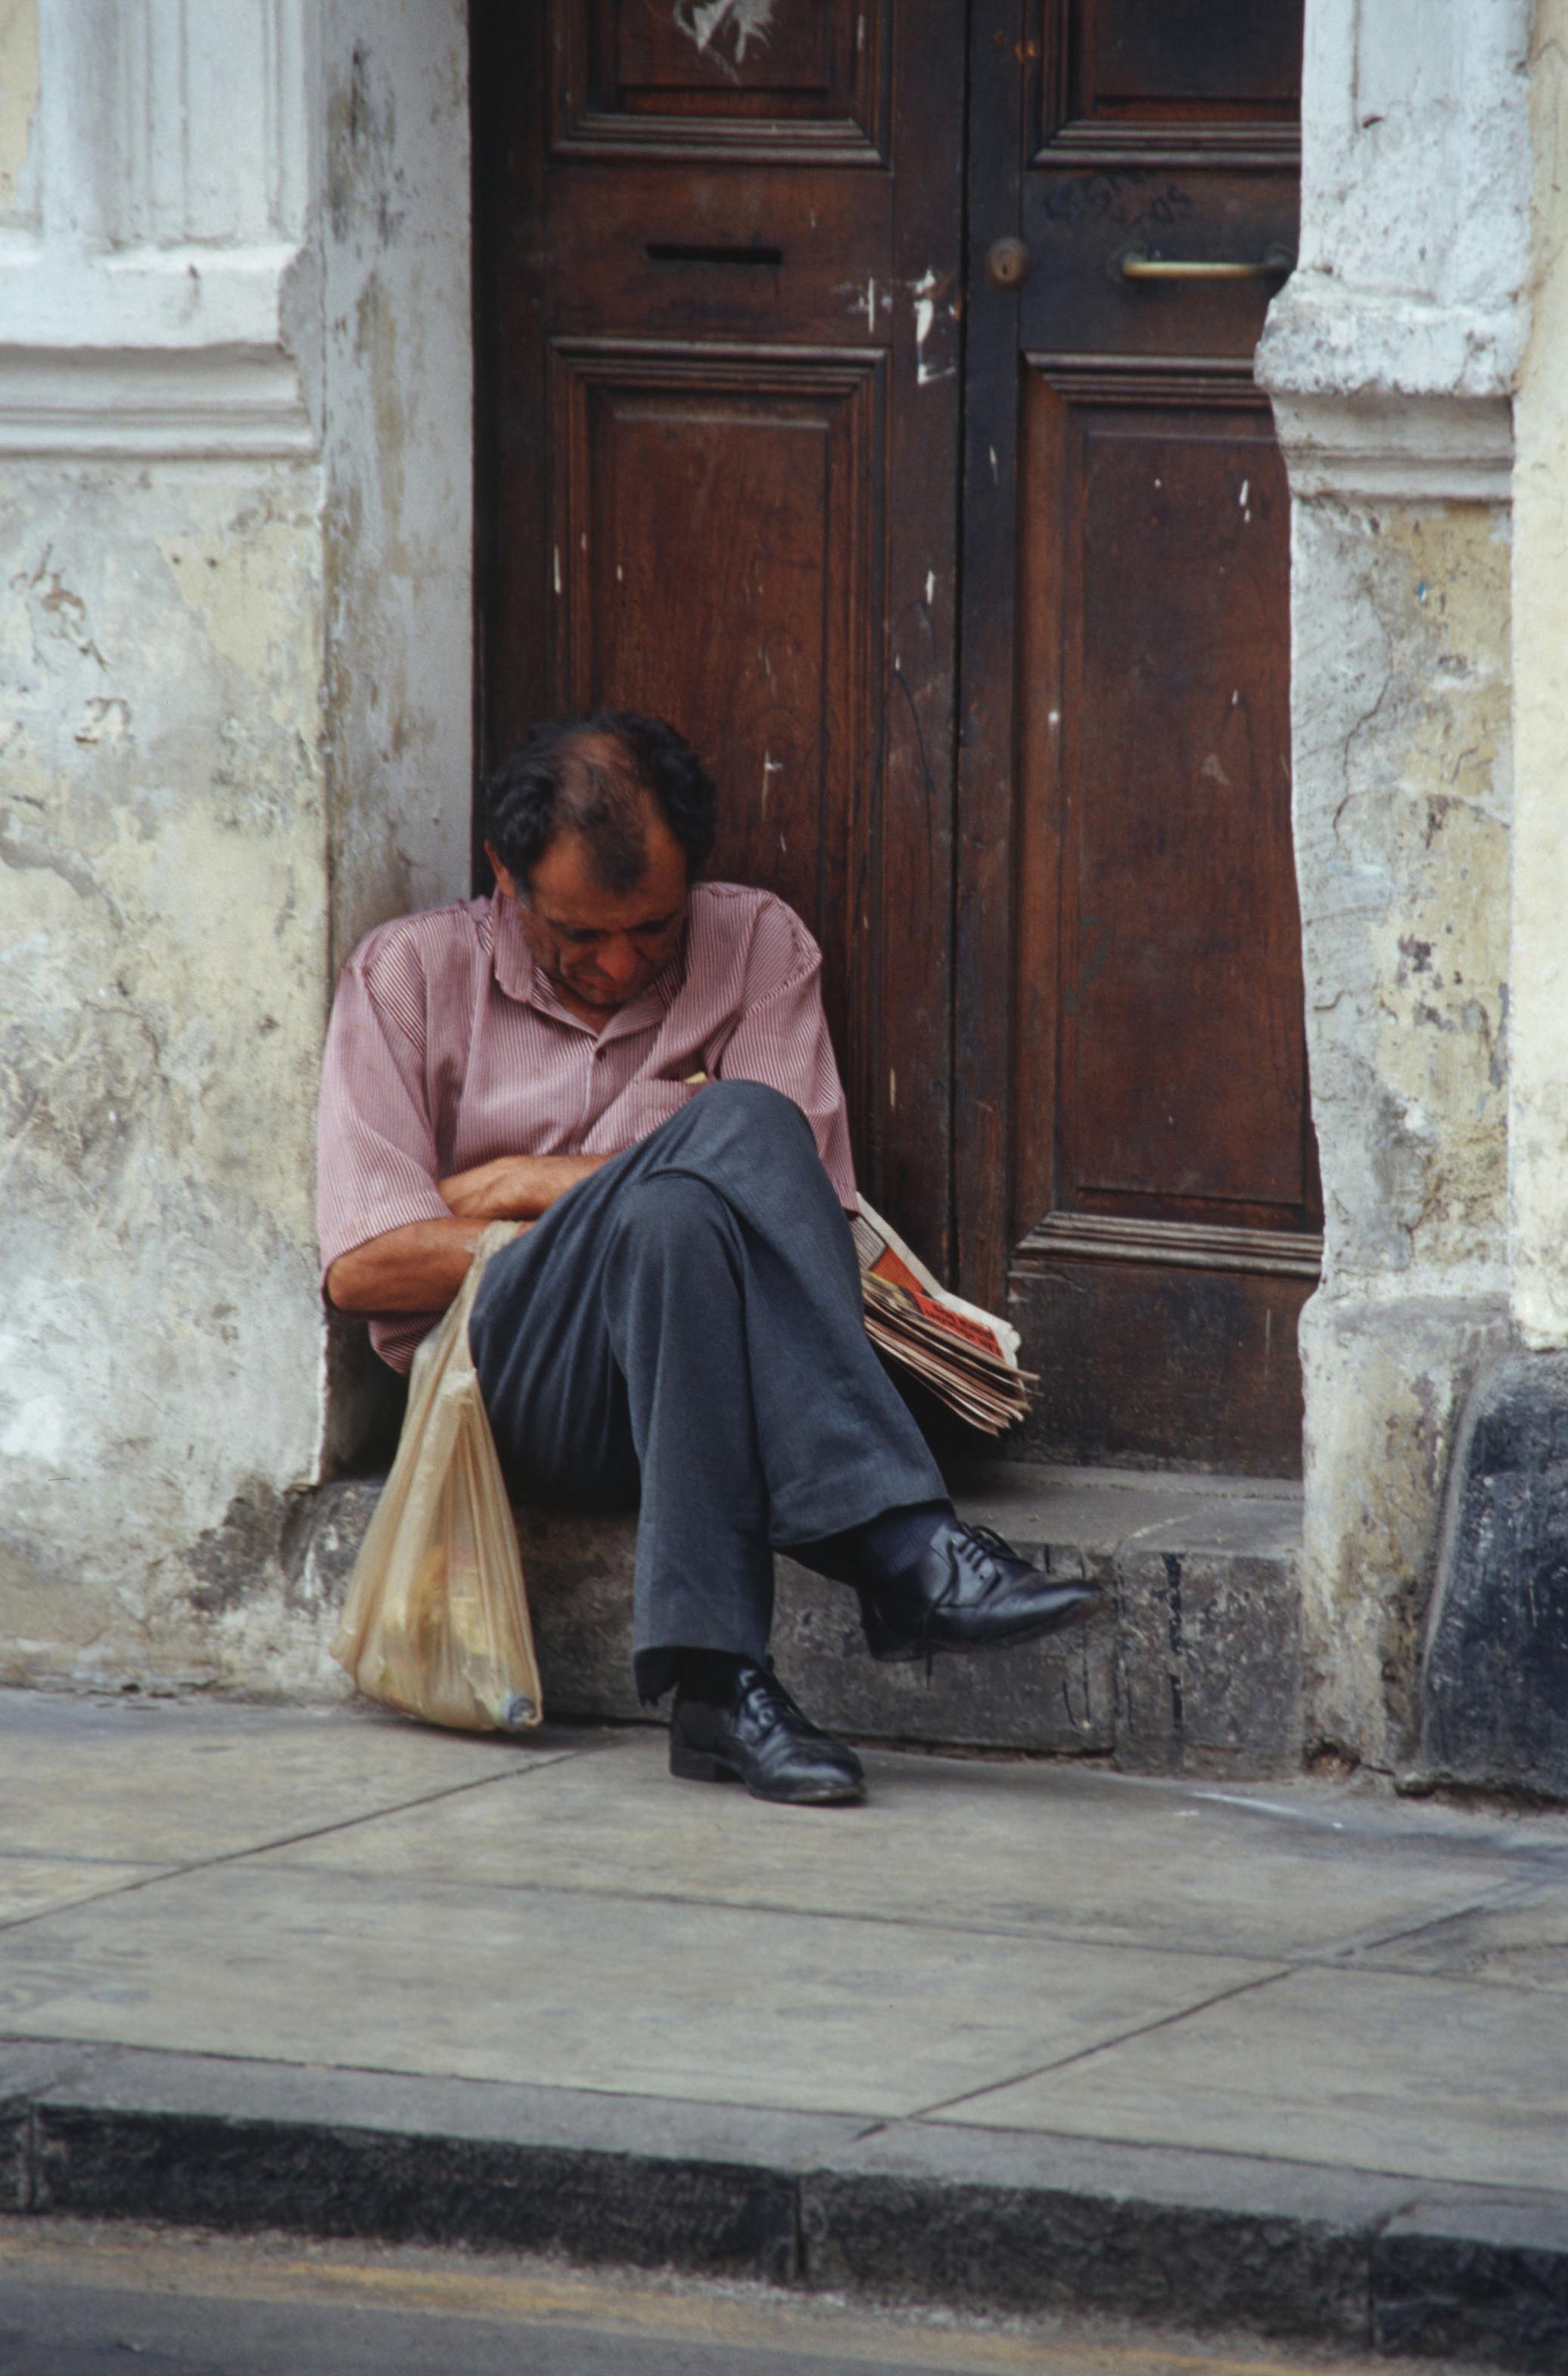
[484,842,521,904]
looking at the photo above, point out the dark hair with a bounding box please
[484,710,717,895]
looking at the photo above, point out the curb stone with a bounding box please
[4,2041,1568,2368]
[1374,2199,1568,2369]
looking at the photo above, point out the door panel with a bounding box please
[1014,367,1305,1228]
[563,0,884,149]
[1037,0,1302,158]
[551,346,880,1094]
[546,173,894,344]
[1072,0,1301,117]
[1021,173,1300,360]
[960,0,1314,1474]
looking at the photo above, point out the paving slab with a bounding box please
[0,1689,549,1867]
[268,1729,1549,1963]
[946,1961,1568,2193]
[1358,1882,1568,1990]
[0,1854,1273,2115]
[0,1855,173,1923]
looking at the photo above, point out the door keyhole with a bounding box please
[985,237,1031,291]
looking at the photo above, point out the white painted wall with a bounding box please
[1270,0,1532,400]
[0,0,471,1686]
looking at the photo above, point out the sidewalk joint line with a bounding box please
[1306,1871,1557,1967]
[892,1966,1295,2125]
[0,1749,587,1938]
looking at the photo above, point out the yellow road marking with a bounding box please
[0,2222,1403,2376]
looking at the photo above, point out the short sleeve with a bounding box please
[316,930,456,1285]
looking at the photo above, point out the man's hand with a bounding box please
[438,1151,611,1221]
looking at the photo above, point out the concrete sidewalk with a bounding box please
[2,1687,1566,2367]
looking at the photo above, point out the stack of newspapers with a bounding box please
[851,1201,1034,1437]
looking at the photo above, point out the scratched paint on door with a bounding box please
[674,0,778,71]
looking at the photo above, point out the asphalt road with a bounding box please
[0,2220,1465,2376]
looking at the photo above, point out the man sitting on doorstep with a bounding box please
[319,712,1097,1805]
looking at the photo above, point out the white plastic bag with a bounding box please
[331,1220,542,1733]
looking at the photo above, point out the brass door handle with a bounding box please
[1112,244,1295,282]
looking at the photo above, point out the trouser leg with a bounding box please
[469,1080,948,1695]
[603,1172,775,1689]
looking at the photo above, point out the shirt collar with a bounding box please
[490,886,686,1039]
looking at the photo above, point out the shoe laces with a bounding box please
[958,1523,1013,1567]
[946,1522,1019,1602]
[736,1660,806,1727]
[916,1524,1018,1673]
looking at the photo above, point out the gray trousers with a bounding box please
[468,1081,947,1699]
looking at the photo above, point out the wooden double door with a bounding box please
[475,0,1318,1475]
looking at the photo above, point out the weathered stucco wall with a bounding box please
[320,5,473,967]
[1293,500,1512,1291]
[0,0,471,1692]
[1510,0,1568,1352]
[1260,0,1531,1772]
[1269,0,1531,403]
[317,4,474,1471]
[1289,495,1516,1768]
[0,462,331,1688]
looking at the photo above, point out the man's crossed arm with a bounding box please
[325,1151,611,1314]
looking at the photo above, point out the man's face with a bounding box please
[488,815,690,1019]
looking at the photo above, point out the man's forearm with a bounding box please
[438,1151,609,1219]
[326,1152,606,1315]
[326,1218,492,1315]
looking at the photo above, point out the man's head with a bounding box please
[484,712,717,1017]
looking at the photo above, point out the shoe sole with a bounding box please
[863,1587,1099,1665]
[669,1742,865,1805]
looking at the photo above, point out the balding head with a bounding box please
[484,710,717,898]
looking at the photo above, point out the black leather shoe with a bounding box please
[857,1519,1099,1663]
[669,1664,865,1805]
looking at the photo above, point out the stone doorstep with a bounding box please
[5,2041,1566,2369]
[306,1462,1302,1773]
[511,1459,1305,1775]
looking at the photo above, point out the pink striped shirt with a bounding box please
[317,882,858,1371]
